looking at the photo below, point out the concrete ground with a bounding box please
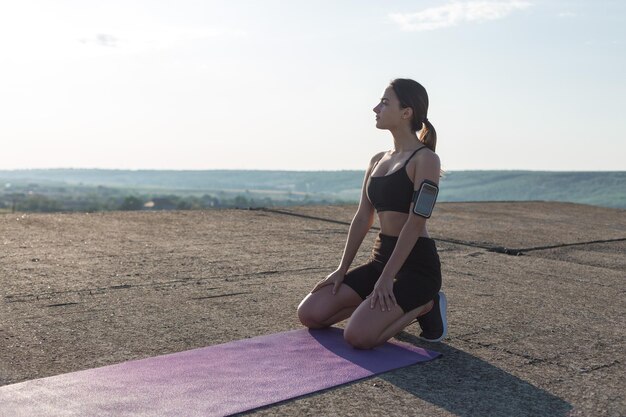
[1,201,624,416]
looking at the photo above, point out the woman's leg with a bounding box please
[343,299,434,349]
[342,237,442,348]
[298,262,381,329]
[297,284,363,329]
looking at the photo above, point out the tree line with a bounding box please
[0,188,344,213]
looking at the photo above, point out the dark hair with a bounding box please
[390,78,437,152]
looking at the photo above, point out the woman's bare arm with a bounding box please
[336,152,384,273]
[310,152,384,294]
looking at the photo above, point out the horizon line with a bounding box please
[0,168,625,174]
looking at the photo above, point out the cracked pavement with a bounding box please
[1,202,624,416]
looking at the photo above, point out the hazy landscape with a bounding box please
[0,169,624,213]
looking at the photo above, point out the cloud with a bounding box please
[80,33,119,47]
[77,27,247,53]
[389,1,532,31]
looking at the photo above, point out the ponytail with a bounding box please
[418,118,437,152]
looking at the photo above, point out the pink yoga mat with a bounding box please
[0,327,440,416]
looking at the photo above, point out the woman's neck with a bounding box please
[389,127,420,153]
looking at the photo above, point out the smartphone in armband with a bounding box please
[412,180,439,218]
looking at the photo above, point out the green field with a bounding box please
[0,169,624,212]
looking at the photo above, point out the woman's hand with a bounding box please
[311,269,346,295]
[368,275,397,312]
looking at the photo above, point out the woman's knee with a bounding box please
[344,324,377,349]
[297,285,362,329]
[297,307,324,328]
[297,297,326,328]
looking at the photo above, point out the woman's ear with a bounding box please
[402,107,413,120]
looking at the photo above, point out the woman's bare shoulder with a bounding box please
[414,147,440,165]
[369,151,387,164]
[411,148,441,182]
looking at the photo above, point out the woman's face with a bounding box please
[373,86,410,130]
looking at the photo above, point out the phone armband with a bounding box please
[411,180,439,218]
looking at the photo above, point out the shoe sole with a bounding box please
[419,292,448,343]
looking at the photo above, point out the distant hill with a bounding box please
[0,169,361,198]
[438,171,625,209]
[0,169,624,209]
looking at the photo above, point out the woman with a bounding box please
[297,78,447,349]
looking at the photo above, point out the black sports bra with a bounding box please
[366,147,427,213]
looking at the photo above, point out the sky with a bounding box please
[0,0,624,171]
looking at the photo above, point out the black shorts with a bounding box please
[342,233,442,313]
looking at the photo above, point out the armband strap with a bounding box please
[411,180,439,218]
[411,180,438,201]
